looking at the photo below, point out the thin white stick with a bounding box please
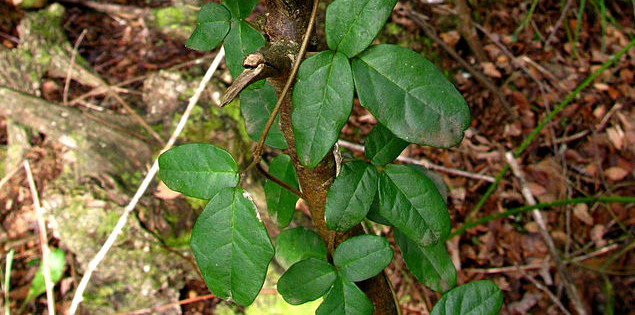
[63,29,88,105]
[505,151,587,315]
[337,139,496,182]
[24,160,55,315]
[68,47,225,315]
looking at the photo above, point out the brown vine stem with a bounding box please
[241,0,320,176]
[257,162,305,199]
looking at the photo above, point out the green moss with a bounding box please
[164,232,191,248]
[385,22,402,36]
[97,211,123,238]
[184,195,208,210]
[120,170,143,188]
[151,5,196,39]
[0,145,6,176]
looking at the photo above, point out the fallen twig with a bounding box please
[505,151,587,315]
[465,243,620,274]
[63,29,88,105]
[452,196,635,237]
[522,272,572,315]
[68,48,226,315]
[115,289,277,315]
[24,160,55,315]
[544,0,575,49]
[468,39,634,219]
[337,140,496,183]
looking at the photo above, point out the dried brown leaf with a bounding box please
[482,62,502,78]
[573,203,594,225]
[155,180,181,200]
[604,166,628,181]
[606,126,624,150]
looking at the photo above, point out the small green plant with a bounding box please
[159,0,502,313]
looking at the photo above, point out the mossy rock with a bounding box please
[44,178,187,314]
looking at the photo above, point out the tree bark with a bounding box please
[263,1,399,313]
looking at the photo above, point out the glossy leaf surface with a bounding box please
[240,82,287,149]
[333,235,393,282]
[394,229,456,293]
[353,44,470,148]
[365,123,409,166]
[191,187,274,306]
[185,2,231,51]
[325,0,397,58]
[378,164,450,247]
[292,50,354,168]
[158,143,239,199]
[275,227,327,270]
[325,161,378,231]
[366,195,392,226]
[278,258,336,305]
[224,20,265,78]
[223,0,259,18]
[409,164,449,203]
[264,154,299,228]
[431,280,503,315]
[316,276,374,315]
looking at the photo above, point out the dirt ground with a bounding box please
[0,0,633,314]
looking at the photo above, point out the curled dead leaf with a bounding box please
[573,203,594,225]
[482,62,502,78]
[604,166,628,181]
[155,180,181,200]
[606,126,624,150]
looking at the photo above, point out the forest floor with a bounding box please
[0,0,633,314]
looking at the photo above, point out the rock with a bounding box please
[44,179,187,314]
[142,71,188,124]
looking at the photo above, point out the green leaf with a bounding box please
[264,154,299,228]
[191,187,274,306]
[316,275,374,315]
[431,280,503,315]
[292,50,354,168]
[325,0,397,58]
[352,44,470,148]
[185,2,231,51]
[25,248,65,305]
[394,229,456,293]
[240,82,287,149]
[365,123,408,166]
[277,258,336,305]
[408,164,449,204]
[378,164,450,247]
[325,161,378,231]
[222,0,259,19]
[333,235,393,282]
[275,227,327,270]
[158,143,239,199]
[366,194,392,226]
[224,20,266,78]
